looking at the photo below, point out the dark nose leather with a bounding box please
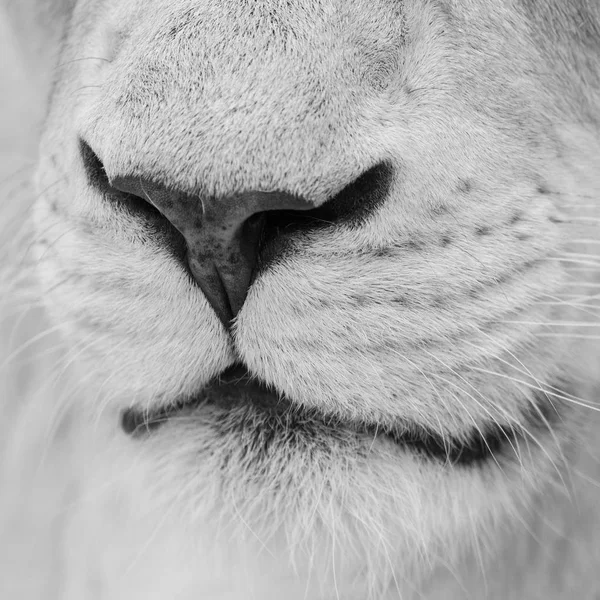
[111,176,312,325]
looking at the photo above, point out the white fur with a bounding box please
[1,1,600,598]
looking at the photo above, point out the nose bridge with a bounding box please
[87,0,391,204]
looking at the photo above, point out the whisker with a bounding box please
[56,56,112,69]
[468,366,600,413]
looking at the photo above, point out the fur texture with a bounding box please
[1,1,600,598]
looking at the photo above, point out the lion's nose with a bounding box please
[110,174,313,325]
[81,141,392,327]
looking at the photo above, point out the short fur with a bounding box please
[1,1,600,598]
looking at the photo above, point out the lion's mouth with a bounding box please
[119,364,538,467]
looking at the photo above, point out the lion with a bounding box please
[1,0,599,598]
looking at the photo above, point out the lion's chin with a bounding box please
[120,364,524,467]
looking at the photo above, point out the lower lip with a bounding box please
[120,365,517,467]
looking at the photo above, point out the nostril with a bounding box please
[315,161,394,224]
[80,139,111,191]
[263,161,394,239]
[79,139,165,221]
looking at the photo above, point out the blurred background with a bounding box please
[0,8,73,598]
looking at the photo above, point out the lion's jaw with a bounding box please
[29,0,600,598]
